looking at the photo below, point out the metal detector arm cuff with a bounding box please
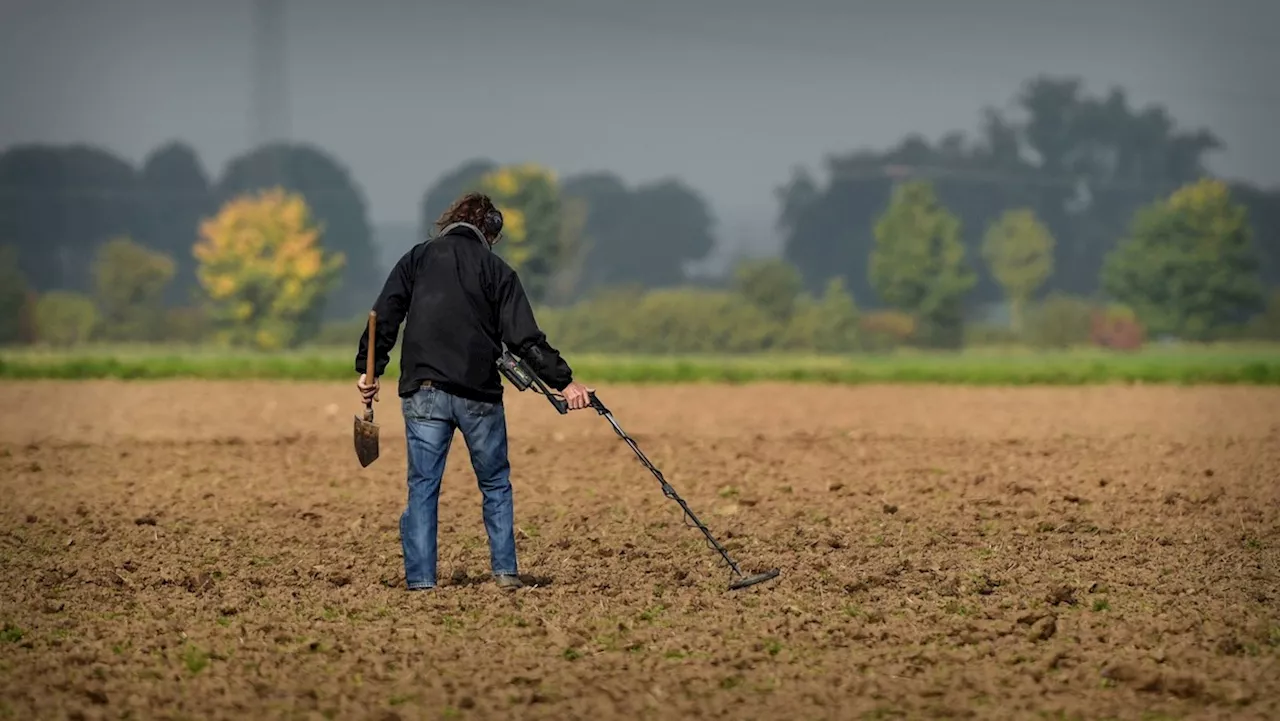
[495,267,573,390]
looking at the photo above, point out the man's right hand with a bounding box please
[357,373,379,405]
[561,381,593,411]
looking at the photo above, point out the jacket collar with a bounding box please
[439,221,491,249]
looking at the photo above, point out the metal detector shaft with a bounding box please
[585,392,746,578]
[496,350,778,589]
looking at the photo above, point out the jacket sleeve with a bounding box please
[496,266,574,390]
[355,247,415,377]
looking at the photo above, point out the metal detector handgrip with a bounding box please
[588,391,608,415]
[546,392,569,415]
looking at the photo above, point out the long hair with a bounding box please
[434,192,497,234]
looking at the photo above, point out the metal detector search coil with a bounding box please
[496,349,780,592]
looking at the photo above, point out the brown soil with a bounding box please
[1,381,1278,721]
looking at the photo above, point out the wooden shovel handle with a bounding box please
[366,310,379,403]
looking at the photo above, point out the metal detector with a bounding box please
[497,349,780,591]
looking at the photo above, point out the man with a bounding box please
[354,191,593,591]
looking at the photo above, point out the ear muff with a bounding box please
[481,208,504,240]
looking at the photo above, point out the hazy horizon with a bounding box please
[3,0,1277,255]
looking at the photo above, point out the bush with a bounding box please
[537,286,648,353]
[779,277,860,353]
[1023,293,1097,349]
[163,307,212,344]
[630,289,781,353]
[732,257,804,323]
[858,310,916,352]
[964,323,1021,348]
[536,286,784,354]
[1090,305,1146,350]
[34,292,97,347]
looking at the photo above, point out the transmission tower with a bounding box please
[251,0,290,183]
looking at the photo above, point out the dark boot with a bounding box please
[494,574,523,590]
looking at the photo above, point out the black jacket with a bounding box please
[354,222,574,403]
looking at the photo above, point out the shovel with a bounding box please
[354,310,380,467]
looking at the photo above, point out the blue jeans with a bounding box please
[399,384,517,589]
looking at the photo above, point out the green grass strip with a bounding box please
[3,345,1279,385]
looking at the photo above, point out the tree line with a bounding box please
[1,74,1277,351]
[536,176,1276,353]
[774,77,1280,307]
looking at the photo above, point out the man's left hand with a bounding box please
[357,373,379,404]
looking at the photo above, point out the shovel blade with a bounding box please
[354,412,380,467]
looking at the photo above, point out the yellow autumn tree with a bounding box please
[193,188,344,350]
[476,163,587,304]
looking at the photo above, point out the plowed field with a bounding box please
[1,381,1278,721]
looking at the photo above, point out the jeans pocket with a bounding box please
[403,387,437,420]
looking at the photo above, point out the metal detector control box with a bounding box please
[496,349,536,391]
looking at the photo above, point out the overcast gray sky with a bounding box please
[2,0,1276,254]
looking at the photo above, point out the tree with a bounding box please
[613,179,717,288]
[981,208,1055,333]
[732,257,804,323]
[91,237,176,342]
[1101,178,1264,340]
[0,245,32,345]
[34,291,97,347]
[1230,182,1280,290]
[1013,77,1220,297]
[478,163,585,305]
[1245,290,1280,341]
[0,144,146,293]
[777,74,1224,303]
[419,158,498,240]
[546,196,590,305]
[562,173,717,296]
[869,181,976,348]
[559,172,631,293]
[139,141,215,305]
[216,143,375,320]
[193,189,345,350]
[778,160,894,302]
